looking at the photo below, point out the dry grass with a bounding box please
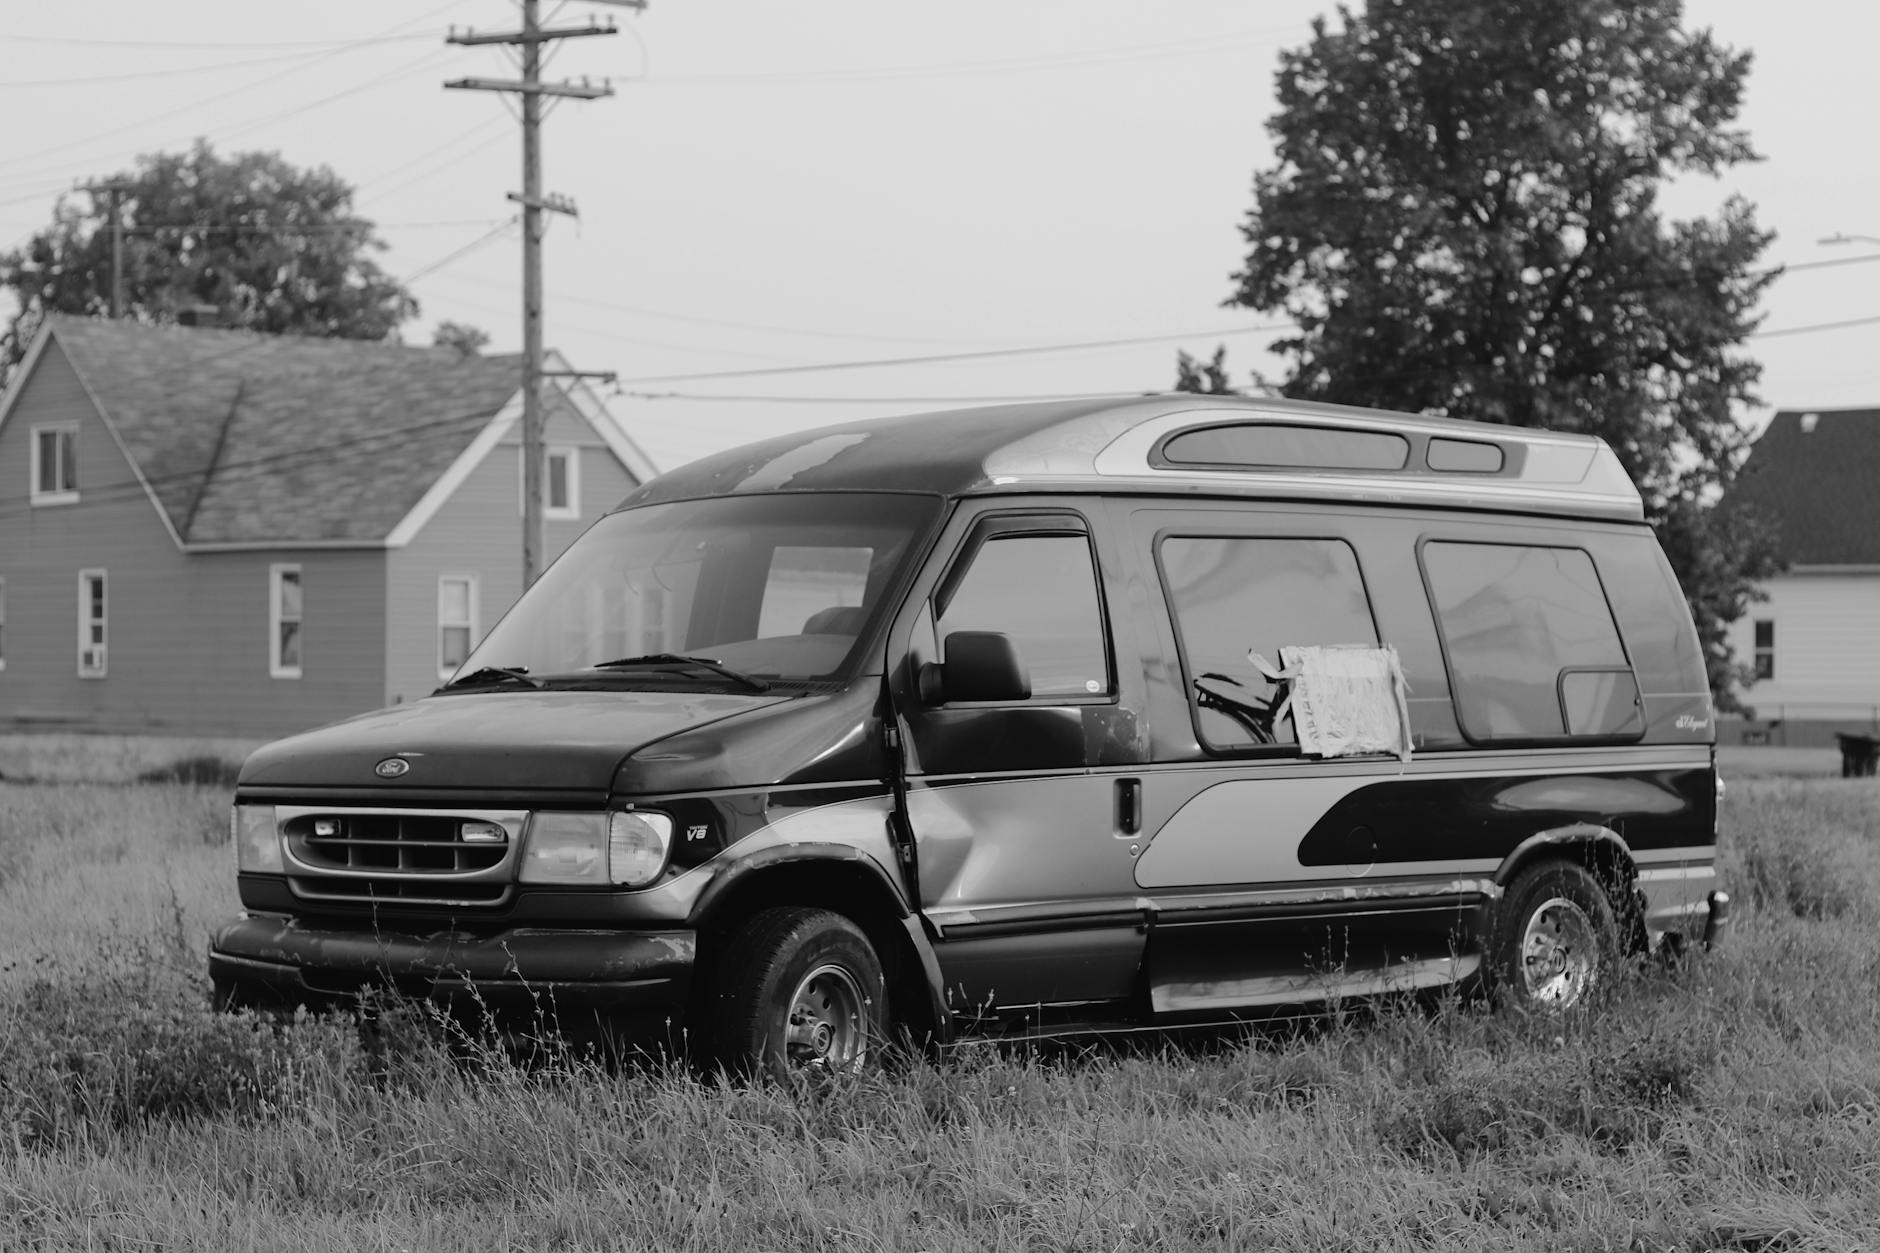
[0,732,259,785]
[2,739,1879,1249]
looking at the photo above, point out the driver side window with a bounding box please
[936,532,1111,699]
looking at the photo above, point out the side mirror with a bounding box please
[918,631,1031,704]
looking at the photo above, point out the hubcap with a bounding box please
[1520,896,1599,1008]
[783,962,870,1070]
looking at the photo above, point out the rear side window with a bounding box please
[937,533,1110,699]
[1160,536,1378,751]
[1421,542,1641,742]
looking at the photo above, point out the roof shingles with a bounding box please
[1727,408,1880,567]
[48,315,523,545]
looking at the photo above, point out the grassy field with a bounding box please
[2,740,1878,1250]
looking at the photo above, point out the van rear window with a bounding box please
[1421,542,1641,742]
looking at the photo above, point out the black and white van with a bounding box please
[211,395,1726,1073]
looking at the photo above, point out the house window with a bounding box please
[77,569,106,678]
[438,574,478,678]
[546,446,579,519]
[517,445,581,519]
[270,565,303,679]
[31,424,79,505]
[1753,619,1775,681]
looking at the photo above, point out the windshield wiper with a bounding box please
[588,653,771,692]
[438,665,542,692]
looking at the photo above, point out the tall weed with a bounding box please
[1721,780,1880,920]
[2,767,1879,1246]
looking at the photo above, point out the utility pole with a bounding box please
[76,180,134,318]
[446,1,639,588]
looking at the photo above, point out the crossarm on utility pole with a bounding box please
[442,0,630,590]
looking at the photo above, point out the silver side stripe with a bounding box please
[1153,955,1482,1014]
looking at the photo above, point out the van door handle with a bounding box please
[1115,777,1142,836]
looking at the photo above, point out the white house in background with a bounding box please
[0,314,655,738]
[1721,407,1880,744]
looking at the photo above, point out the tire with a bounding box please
[1485,861,1617,1012]
[707,906,887,1080]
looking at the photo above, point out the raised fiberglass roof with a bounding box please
[623,394,1644,523]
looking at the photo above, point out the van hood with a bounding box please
[238,689,791,794]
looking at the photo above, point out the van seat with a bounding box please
[802,605,866,636]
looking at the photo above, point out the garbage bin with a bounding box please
[1835,733,1879,778]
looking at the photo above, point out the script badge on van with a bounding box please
[374,757,411,778]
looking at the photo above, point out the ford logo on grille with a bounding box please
[374,757,411,778]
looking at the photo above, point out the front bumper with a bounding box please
[208,913,696,1034]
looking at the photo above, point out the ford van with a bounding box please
[210,395,1727,1074]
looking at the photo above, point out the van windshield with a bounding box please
[454,492,943,689]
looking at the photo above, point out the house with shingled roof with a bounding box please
[1721,406,1880,744]
[0,314,654,737]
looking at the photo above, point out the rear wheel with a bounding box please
[708,907,887,1079]
[1486,861,1617,1012]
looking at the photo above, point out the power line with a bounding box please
[1774,252,1880,275]
[613,324,1296,385]
[429,268,1006,347]
[0,33,437,51]
[1752,313,1880,340]
[601,249,1880,388]
[354,119,513,201]
[100,218,504,238]
[0,4,462,179]
[445,2,631,591]
[413,286,806,361]
[0,46,396,89]
[637,24,1301,87]
[397,218,521,285]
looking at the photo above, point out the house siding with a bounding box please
[382,398,639,706]
[0,342,192,729]
[1729,572,1880,735]
[187,550,389,737]
[0,343,387,737]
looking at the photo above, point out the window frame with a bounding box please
[1752,618,1775,681]
[1153,528,1385,757]
[31,423,79,506]
[1151,422,1412,473]
[923,511,1117,708]
[77,568,106,679]
[1416,537,1643,747]
[269,563,303,680]
[437,573,479,680]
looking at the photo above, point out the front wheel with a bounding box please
[1485,861,1617,1012]
[707,907,887,1079]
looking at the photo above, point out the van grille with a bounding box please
[277,806,522,909]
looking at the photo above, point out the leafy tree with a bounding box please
[1222,0,1780,704]
[1,140,417,376]
[1174,346,1239,395]
[433,320,491,358]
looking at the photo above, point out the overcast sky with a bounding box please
[2,0,1873,473]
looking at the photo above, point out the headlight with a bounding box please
[519,810,674,887]
[608,810,673,887]
[232,804,282,873]
[520,812,609,884]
